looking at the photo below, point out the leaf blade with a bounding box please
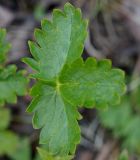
[59,58,126,108]
[29,84,80,155]
[27,3,88,80]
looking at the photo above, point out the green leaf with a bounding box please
[0,107,10,130]
[123,117,140,152]
[0,65,28,105]
[0,28,11,64]
[27,58,125,155]
[27,84,81,155]
[99,97,132,137]
[99,96,140,153]
[118,150,129,160]
[59,58,126,108]
[0,131,18,156]
[37,147,73,160]
[10,138,31,160]
[23,3,88,80]
[24,2,126,157]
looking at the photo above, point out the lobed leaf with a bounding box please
[27,84,81,155]
[24,2,126,157]
[0,65,28,105]
[27,58,125,155]
[23,3,88,80]
[59,58,126,108]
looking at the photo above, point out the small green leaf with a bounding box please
[37,147,73,160]
[99,96,140,153]
[123,117,140,152]
[0,107,10,130]
[118,150,129,160]
[10,138,31,160]
[99,97,132,137]
[0,65,28,105]
[0,131,18,156]
[0,28,11,64]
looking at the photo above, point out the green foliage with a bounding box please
[59,58,125,108]
[0,28,11,64]
[0,131,19,156]
[23,3,126,157]
[99,95,140,153]
[0,131,31,160]
[0,65,28,105]
[23,3,88,80]
[10,138,31,160]
[37,148,73,160]
[34,4,45,21]
[28,83,81,155]
[123,116,140,152]
[118,150,129,160]
[131,84,140,111]
[99,97,132,137]
[0,108,10,130]
[0,29,28,106]
[0,28,29,159]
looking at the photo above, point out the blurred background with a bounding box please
[0,0,140,160]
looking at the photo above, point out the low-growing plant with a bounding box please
[99,88,140,155]
[23,3,126,159]
[0,28,30,160]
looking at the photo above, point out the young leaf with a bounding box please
[0,65,28,105]
[0,29,28,106]
[0,28,11,64]
[24,2,126,157]
[118,150,129,160]
[123,116,140,152]
[99,97,132,137]
[37,147,73,160]
[10,138,31,160]
[23,3,88,80]
[0,131,18,156]
[99,96,140,153]
[0,107,10,130]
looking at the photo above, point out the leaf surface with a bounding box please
[99,97,132,137]
[23,3,88,80]
[28,83,81,155]
[0,131,18,156]
[27,58,125,155]
[10,138,31,160]
[99,96,140,153]
[0,29,11,64]
[37,147,73,160]
[0,65,28,105]
[24,2,126,157]
[59,58,126,108]
[0,108,10,130]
